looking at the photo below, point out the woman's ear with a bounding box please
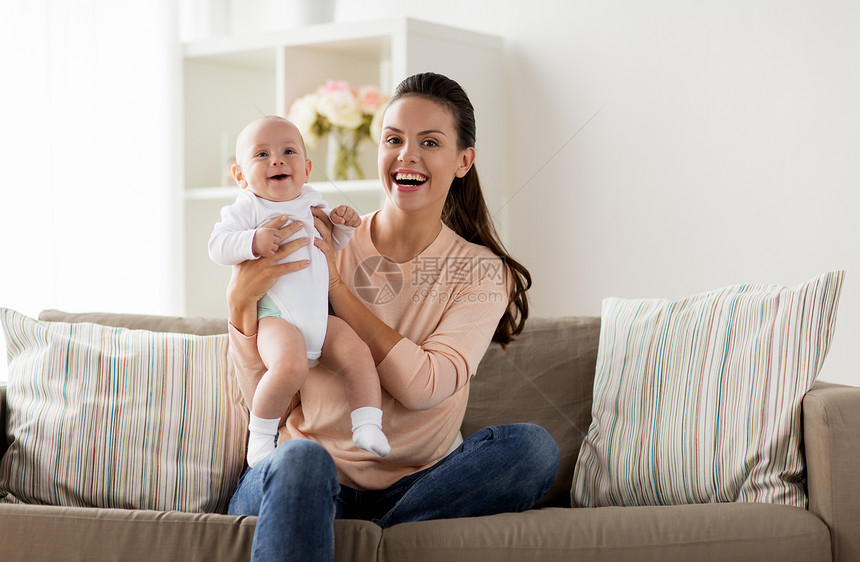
[231,163,247,188]
[455,147,476,178]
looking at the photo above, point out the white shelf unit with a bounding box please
[182,17,505,317]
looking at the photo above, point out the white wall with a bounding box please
[3,1,857,387]
[385,0,860,386]
[0,1,181,379]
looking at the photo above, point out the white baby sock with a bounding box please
[247,414,280,467]
[351,407,390,458]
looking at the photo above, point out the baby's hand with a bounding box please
[252,227,281,258]
[330,205,361,228]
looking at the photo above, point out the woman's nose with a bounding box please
[398,142,418,162]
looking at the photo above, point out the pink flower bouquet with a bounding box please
[287,80,388,180]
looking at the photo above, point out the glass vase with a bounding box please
[326,127,364,181]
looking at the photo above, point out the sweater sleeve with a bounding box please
[208,196,258,265]
[331,223,355,252]
[376,261,511,411]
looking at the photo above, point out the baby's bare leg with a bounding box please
[255,316,308,417]
[247,316,308,466]
[320,316,389,457]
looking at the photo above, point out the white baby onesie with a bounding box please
[208,185,354,365]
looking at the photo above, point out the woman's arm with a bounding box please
[226,217,309,335]
[313,211,509,410]
[226,217,309,408]
[372,278,508,410]
[311,210,403,363]
[328,280,404,364]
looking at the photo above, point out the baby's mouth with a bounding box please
[270,174,289,181]
[393,172,428,187]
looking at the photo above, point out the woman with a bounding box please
[226,72,560,561]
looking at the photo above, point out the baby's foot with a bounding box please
[247,432,277,467]
[353,424,391,457]
[247,414,279,467]
[351,406,390,457]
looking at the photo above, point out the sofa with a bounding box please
[1,310,858,561]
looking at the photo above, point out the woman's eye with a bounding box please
[385,136,402,145]
[422,139,439,147]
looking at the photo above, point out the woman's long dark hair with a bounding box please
[389,72,532,346]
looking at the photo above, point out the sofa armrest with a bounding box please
[803,380,860,562]
[1,384,7,460]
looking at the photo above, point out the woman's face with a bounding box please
[377,96,475,216]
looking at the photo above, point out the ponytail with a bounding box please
[443,167,531,346]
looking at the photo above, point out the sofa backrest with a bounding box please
[37,309,229,335]
[2,311,600,508]
[464,316,601,507]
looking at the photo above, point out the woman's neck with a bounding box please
[372,205,443,264]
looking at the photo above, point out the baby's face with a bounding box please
[234,118,311,202]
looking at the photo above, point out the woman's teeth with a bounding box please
[394,173,427,186]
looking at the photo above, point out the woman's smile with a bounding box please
[392,170,428,192]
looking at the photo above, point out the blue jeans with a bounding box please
[228,423,560,561]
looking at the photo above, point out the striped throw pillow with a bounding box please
[0,309,248,513]
[572,271,844,508]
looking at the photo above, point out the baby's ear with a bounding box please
[231,163,247,188]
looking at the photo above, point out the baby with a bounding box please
[209,115,389,467]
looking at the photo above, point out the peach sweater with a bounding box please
[228,211,510,490]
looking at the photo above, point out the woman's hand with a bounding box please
[227,216,309,335]
[312,206,344,293]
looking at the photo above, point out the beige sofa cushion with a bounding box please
[0,503,381,562]
[379,503,830,562]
